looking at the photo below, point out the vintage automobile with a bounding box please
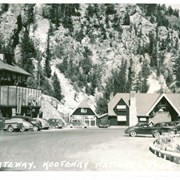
[98,118,109,128]
[64,122,73,128]
[98,123,109,128]
[4,117,33,132]
[165,121,180,131]
[47,118,64,129]
[3,118,23,132]
[124,122,177,138]
[33,118,49,130]
[70,120,87,128]
[12,115,41,131]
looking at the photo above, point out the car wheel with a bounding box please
[7,125,14,132]
[153,132,160,138]
[33,126,38,131]
[130,131,136,137]
[20,126,25,132]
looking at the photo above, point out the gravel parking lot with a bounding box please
[0,127,179,171]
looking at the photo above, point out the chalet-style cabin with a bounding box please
[108,91,180,126]
[0,53,42,118]
[70,99,97,127]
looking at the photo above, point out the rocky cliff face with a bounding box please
[0,4,180,116]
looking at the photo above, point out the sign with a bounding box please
[117,116,126,122]
[17,95,21,114]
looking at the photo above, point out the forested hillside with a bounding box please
[1,4,180,115]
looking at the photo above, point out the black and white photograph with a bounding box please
[0,0,180,179]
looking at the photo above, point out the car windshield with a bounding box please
[135,123,148,127]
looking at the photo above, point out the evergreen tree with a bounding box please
[52,73,63,101]
[149,30,158,67]
[45,29,52,78]
[123,13,130,25]
[96,97,108,115]
[19,30,35,73]
[113,61,128,93]
[174,53,180,87]
[127,59,135,91]
[104,60,128,99]
[168,6,174,16]
[105,4,116,15]
[140,61,150,93]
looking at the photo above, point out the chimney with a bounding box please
[0,53,4,61]
[110,92,114,100]
[129,91,138,126]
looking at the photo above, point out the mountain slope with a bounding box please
[1,3,180,116]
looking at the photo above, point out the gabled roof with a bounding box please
[136,93,160,116]
[108,93,130,116]
[98,113,108,119]
[78,99,91,108]
[0,60,30,76]
[70,98,98,117]
[166,94,180,114]
[146,93,180,116]
[108,93,180,117]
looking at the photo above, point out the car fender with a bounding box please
[151,130,161,135]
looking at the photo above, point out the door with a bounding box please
[137,124,152,134]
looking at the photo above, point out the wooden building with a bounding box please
[70,99,97,127]
[108,91,180,126]
[0,53,42,118]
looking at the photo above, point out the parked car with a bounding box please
[124,122,177,138]
[165,121,180,131]
[33,118,49,130]
[3,118,23,132]
[47,118,64,129]
[98,118,109,128]
[12,115,41,131]
[70,120,87,128]
[65,122,73,128]
[98,123,109,128]
[5,117,33,132]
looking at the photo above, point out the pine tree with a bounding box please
[45,29,52,78]
[96,97,108,115]
[140,61,150,93]
[123,13,130,25]
[127,59,135,91]
[174,53,180,87]
[52,73,63,101]
[19,30,35,73]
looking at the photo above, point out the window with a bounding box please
[117,105,126,111]
[139,117,147,122]
[117,116,126,122]
[84,115,95,120]
[72,115,83,121]
[81,108,87,113]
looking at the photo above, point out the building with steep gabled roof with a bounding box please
[0,53,42,118]
[108,91,180,126]
[70,99,97,127]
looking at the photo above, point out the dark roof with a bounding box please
[98,113,108,119]
[108,93,180,116]
[70,98,98,117]
[108,93,130,116]
[0,60,30,76]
